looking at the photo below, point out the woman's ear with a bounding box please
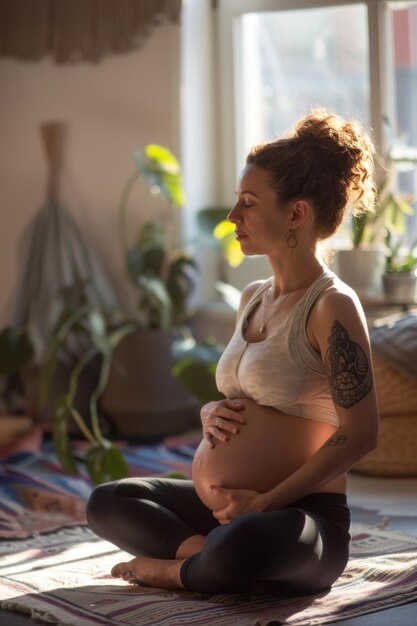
[289,199,311,229]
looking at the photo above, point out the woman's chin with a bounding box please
[236,239,257,254]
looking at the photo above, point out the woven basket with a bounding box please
[353,414,417,477]
[373,355,417,416]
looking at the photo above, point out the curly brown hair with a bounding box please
[246,108,376,239]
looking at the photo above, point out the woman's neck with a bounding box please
[267,254,324,298]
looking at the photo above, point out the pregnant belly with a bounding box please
[192,398,339,511]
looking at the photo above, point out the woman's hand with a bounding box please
[200,399,246,448]
[210,486,269,524]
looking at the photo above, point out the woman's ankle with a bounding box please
[175,534,205,558]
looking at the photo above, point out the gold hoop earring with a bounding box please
[286,229,298,251]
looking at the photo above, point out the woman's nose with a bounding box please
[227,203,241,223]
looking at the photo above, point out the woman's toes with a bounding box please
[111,562,128,577]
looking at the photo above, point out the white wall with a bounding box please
[0,23,180,326]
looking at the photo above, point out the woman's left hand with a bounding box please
[210,486,269,524]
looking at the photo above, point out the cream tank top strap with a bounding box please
[239,279,273,331]
[294,266,337,373]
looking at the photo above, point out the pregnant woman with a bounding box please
[87,109,379,596]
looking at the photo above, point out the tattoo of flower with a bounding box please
[325,320,372,409]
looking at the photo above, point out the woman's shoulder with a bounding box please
[311,275,367,329]
[319,273,362,306]
[307,275,369,352]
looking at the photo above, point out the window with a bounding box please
[217,0,417,240]
[238,5,369,162]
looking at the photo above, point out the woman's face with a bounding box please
[228,163,291,257]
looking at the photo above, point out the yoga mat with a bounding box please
[1,523,417,625]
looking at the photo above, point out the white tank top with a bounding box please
[215,267,340,427]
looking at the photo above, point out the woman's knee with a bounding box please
[86,478,159,530]
[86,481,120,529]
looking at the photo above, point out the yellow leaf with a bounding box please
[213,220,235,239]
[213,220,244,267]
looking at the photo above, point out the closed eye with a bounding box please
[235,190,258,208]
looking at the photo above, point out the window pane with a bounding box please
[238,4,369,163]
[389,1,417,242]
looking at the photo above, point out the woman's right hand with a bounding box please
[200,399,246,448]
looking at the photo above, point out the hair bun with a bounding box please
[246,108,376,239]
[294,108,375,215]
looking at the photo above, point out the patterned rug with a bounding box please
[0,426,197,538]
[1,524,417,625]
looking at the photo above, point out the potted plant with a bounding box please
[98,145,201,439]
[336,162,414,295]
[37,145,201,483]
[38,297,138,483]
[382,231,417,303]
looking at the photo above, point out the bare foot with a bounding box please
[111,555,186,590]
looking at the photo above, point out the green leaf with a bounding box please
[135,221,166,276]
[351,213,369,247]
[132,145,185,208]
[107,324,138,351]
[172,357,223,404]
[85,443,129,485]
[0,327,34,376]
[351,173,415,247]
[137,221,166,250]
[143,248,165,277]
[87,310,106,343]
[53,397,78,474]
[213,221,245,267]
[166,254,197,323]
[137,276,172,307]
[384,229,417,272]
[172,338,223,404]
[162,471,189,479]
[126,248,144,283]
[398,199,415,216]
[136,276,172,329]
[145,145,181,174]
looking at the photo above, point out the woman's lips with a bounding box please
[235,231,248,240]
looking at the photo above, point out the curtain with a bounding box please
[0,0,182,64]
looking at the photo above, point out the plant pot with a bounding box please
[335,249,386,295]
[382,271,417,303]
[100,330,200,439]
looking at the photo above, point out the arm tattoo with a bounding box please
[323,435,348,448]
[324,320,372,409]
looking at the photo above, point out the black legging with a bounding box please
[86,478,351,595]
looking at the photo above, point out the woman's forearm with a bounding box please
[262,424,377,510]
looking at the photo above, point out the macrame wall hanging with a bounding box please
[0,0,182,64]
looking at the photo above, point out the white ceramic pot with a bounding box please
[382,271,417,303]
[336,249,386,295]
